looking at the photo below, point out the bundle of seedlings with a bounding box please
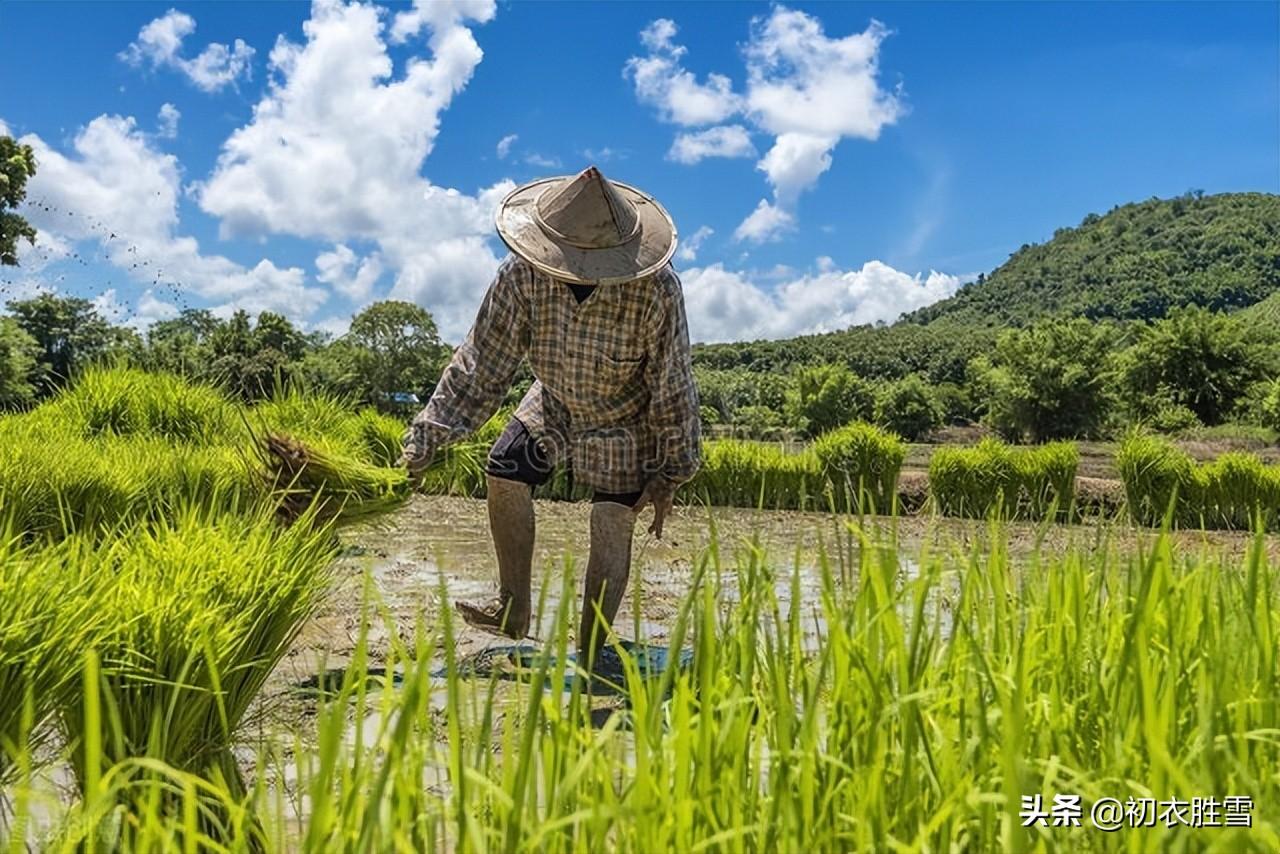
[59,507,338,846]
[260,432,410,524]
[0,533,105,786]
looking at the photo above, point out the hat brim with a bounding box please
[495,176,677,285]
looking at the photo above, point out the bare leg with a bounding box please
[578,501,636,664]
[456,475,533,638]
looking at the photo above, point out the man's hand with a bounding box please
[633,475,678,538]
[397,423,436,485]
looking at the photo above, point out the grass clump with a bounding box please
[929,438,1078,519]
[811,421,906,513]
[55,365,238,444]
[1118,432,1280,529]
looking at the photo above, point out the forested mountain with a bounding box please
[908,192,1280,326]
[693,192,1280,380]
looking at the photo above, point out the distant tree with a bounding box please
[0,136,37,266]
[786,364,875,438]
[0,317,39,408]
[336,301,450,411]
[875,374,943,441]
[971,319,1117,442]
[206,309,307,401]
[140,308,219,375]
[1116,307,1271,425]
[6,293,113,394]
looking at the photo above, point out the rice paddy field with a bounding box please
[2,368,1280,852]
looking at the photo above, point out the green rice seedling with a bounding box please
[685,439,821,510]
[350,408,406,467]
[1116,431,1201,527]
[55,365,238,444]
[261,433,411,524]
[0,535,105,786]
[811,421,906,513]
[930,438,1078,520]
[58,507,338,845]
[1197,451,1280,531]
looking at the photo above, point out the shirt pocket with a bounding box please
[598,351,645,393]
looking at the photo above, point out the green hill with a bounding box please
[907,191,1280,327]
[693,192,1280,381]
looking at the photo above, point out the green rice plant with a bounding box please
[811,421,906,513]
[58,507,338,844]
[0,534,106,786]
[6,520,1280,850]
[261,433,411,524]
[55,365,238,444]
[929,438,1077,520]
[685,439,821,510]
[1119,432,1280,530]
[350,408,406,467]
[1116,431,1200,527]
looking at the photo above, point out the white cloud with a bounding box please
[196,0,507,339]
[667,125,756,164]
[733,199,794,243]
[156,103,180,139]
[624,19,742,126]
[676,225,713,263]
[583,146,626,162]
[12,115,324,319]
[120,10,255,93]
[523,152,561,169]
[628,7,905,234]
[316,243,383,300]
[496,133,517,159]
[681,260,963,343]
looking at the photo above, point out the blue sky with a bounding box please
[1,0,1276,342]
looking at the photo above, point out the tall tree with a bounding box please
[0,136,37,266]
[5,293,113,394]
[337,300,449,410]
[0,317,39,408]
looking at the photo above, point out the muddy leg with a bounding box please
[457,475,533,638]
[578,501,636,665]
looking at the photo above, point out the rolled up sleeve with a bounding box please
[644,268,702,484]
[412,257,530,447]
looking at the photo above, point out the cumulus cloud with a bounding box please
[627,7,905,239]
[681,260,963,343]
[624,19,742,126]
[495,133,517,159]
[667,125,755,164]
[156,103,180,139]
[197,0,508,338]
[676,225,714,263]
[316,244,383,300]
[523,152,561,169]
[733,199,794,243]
[120,10,255,93]
[12,115,323,319]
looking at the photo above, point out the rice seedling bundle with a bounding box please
[811,421,906,513]
[1119,433,1280,530]
[261,433,410,524]
[685,439,821,510]
[59,509,338,835]
[929,438,1077,520]
[55,366,238,444]
[0,535,105,785]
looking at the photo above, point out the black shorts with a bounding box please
[485,418,642,507]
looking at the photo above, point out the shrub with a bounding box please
[875,375,943,440]
[787,365,875,438]
[811,422,906,513]
[929,439,1078,520]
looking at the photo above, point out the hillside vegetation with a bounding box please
[694,192,1280,378]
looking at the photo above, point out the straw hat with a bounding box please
[495,166,677,285]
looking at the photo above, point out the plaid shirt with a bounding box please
[409,255,701,493]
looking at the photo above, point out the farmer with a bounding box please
[399,166,701,663]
